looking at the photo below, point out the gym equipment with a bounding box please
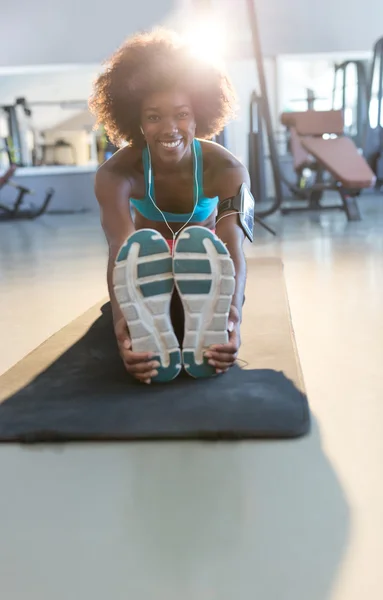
[2,105,22,164]
[0,258,309,442]
[248,93,375,221]
[248,91,266,203]
[246,0,284,219]
[289,88,324,111]
[246,0,376,221]
[0,164,54,221]
[1,99,34,167]
[214,127,228,148]
[280,110,375,220]
[364,37,383,189]
[2,97,91,167]
[41,138,77,166]
[332,60,369,149]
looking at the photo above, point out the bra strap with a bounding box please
[193,139,204,199]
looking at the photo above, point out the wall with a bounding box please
[0,0,179,67]
[276,51,372,115]
[226,57,277,166]
[218,0,383,57]
[2,169,97,212]
[0,0,382,67]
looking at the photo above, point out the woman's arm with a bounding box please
[94,167,136,324]
[95,168,159,383]
[215,163,250,320]
[204,161,251,373]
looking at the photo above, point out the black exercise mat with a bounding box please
[0,301,309,442]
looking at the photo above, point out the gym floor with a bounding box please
[0,194,382,599]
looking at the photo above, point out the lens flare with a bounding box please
[184,20,226,68]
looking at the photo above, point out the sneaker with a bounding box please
[113,229,182,382]
[173,226,235,378]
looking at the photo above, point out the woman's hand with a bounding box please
[114,317,160,384]
[204,305,241,374]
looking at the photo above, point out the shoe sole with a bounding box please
[173,226,235,378]
[113,229,182,382]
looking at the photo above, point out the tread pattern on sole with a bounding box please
[173,226,235,379]
[113,229,181,382]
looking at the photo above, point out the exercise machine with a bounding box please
[2,97,91,168]
[245,0,375,222]
[0,162,54,221]
[1,99,35,167]
[280,110,374,220]
[332,60,369,149]
[364,37,383,189]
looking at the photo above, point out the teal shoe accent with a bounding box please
[140,278,174,298]
[113,229,181,382]
[173,259,212,274]
[174,228,228,255]
[137,257,173,278]
[182,351,220,379]
[116,229,170,260]
[149,351,183,383]
[175,280,212,295]
[173,226,236,379]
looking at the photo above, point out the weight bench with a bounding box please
[281,110,375,221]
[0,165,54,221]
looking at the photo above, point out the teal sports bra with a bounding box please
[130,139,219,223]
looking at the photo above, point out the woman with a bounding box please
[90,28,252,384]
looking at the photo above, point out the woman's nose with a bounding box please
[161,117,179,135]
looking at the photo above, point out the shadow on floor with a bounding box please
[123,416,349,599]
[0,417,348,600]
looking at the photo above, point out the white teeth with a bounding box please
[160,140,182,149]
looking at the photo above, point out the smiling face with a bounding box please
[140,89,196,165]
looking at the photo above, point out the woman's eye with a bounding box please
[148,115,160,122]
[178,112,189,119]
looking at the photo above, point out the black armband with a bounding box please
[217,183,255,242]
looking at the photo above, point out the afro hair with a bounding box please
[89,28,237,147]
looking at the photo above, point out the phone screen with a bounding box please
[242,185,255,241]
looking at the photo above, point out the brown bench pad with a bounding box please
[302,137,375,188]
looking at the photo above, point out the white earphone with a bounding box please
[140,126,245,247]
[146,141,199,254]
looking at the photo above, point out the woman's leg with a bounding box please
[113,228,182,382]
[173,226,235,378]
